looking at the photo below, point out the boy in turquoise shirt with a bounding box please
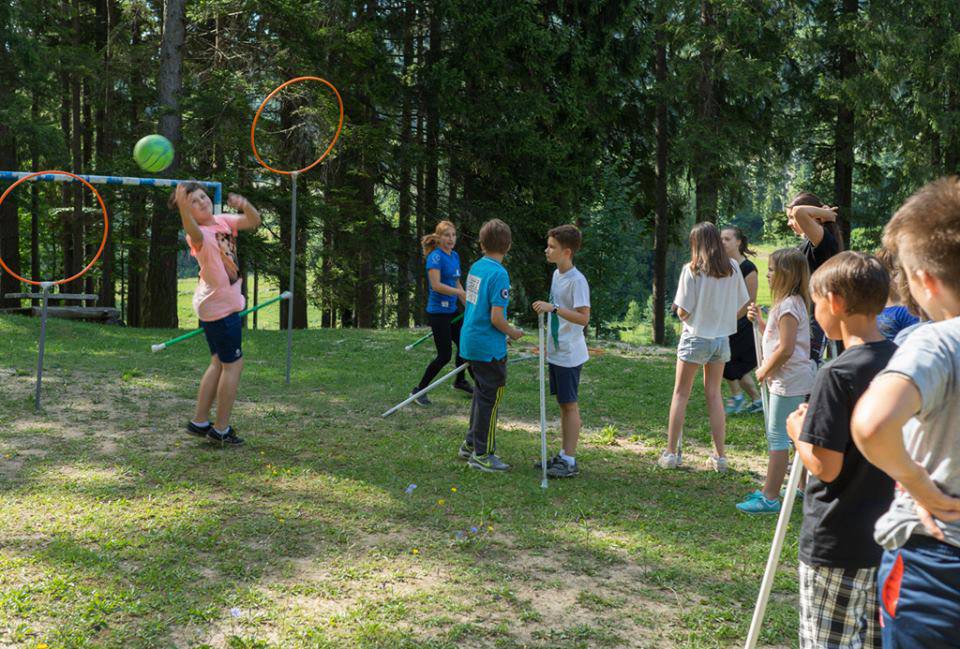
[458,219,524,472]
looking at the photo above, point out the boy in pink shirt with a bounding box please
[171,182,261,446]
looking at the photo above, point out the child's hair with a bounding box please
[721,225,756,256]
[547,224,582,254]
[769,247,811,309]
[167,181,206,209]
[479,219,512,254]
[884,176,960,297]
[421,220,456,256]
[809,251,889,317]
[787,191,846,252]
[875,247,902,304]
[688,222,732,278]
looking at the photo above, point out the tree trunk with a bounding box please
[653,30,669,345]
[143,0,185,328]
[694,0,719,223]
[423,1,441,226]
[126,15,146,327]
[95,0,116,307]
[832,0,857,247]
[0,126,20,308]
[30,93,40,285]
[66,0,84,296]
[395,0,414,329]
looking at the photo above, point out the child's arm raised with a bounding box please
[789,205,836,247]
[787,403,844,482]
[755,312,797,383]
[852,374,960,539]
[229,193,261,231]
[174,184,204,250]
[490,306,523,341]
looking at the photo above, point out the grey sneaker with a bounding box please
[410,388,431,407]
[709,454,728,473]
[533,454,562,471]
[458,441,474,459]
[547,457,580,478]
[658,451,679,469]
[468,452,511,473]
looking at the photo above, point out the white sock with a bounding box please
[560,451,576,465]
[214,426,229,435]
[192,420,210,428]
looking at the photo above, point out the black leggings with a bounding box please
[417,312,470,389]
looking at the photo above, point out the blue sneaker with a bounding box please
[736,495,781,514]
[724,394,746,415]
[746,399,764,414]
[743,489,765,502]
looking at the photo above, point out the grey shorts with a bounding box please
[677,331,730,365]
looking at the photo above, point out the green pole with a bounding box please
[404,313,463,351]
[151,291,291,352]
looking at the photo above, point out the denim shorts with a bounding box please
[677,331,730,365]
[201,312,243,364]
[767,393,806,451]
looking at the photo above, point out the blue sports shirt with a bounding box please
[459,256,511,361]
[425,248,461,315]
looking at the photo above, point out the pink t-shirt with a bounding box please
[186,214,245,322]
[762,294,816,397]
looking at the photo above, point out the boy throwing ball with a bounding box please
[172,182,261,446]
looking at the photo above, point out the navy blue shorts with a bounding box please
[548,363,582,404]
[878,535,960,647]
[201,312,243,363]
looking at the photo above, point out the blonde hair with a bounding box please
[688,222,732,278]
[421,220,456,255]
[768,248,810,309]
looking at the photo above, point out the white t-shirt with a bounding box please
[547,266,591,368]
[673,259,749,339]
[762,294,816,397]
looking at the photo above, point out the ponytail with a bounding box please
[723,226,756,257]
[421,220,457,255]
[787,191,846,252]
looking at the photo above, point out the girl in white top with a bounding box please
[738,247,816,514]
[661,223,750,471]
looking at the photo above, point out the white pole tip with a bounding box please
[280,291,293,299]
[151,344,164,353]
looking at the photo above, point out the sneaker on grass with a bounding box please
[547,457,580,478]
[724,394,746,415]
[410,388,431,407]
[458,441,474,459]
[736,495,781,514]
[657,451,679,469]
[207,426,244,447]
[453,380,474,395]
[468,452,510,473]
[533,454,562,471]
[746,399,764,414]
[186,421,211,437]
[709,454,728,473]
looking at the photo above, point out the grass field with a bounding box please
[0,312,801,648]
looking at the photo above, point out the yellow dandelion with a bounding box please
[38,644,48,649]
[450,487,457,493]
[411,548,419,555]
[437,498,445,506]
[487,526,494,532]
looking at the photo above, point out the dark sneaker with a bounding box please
[547,457,580,478]
[411,388,431,407]
[453,380,474,395]
[533,454,562,471]
[207,426,244,446]
[468,452,511,473]
[186,421,212,437]
[458,441,475,459]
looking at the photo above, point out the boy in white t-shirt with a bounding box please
[532,225,590,478]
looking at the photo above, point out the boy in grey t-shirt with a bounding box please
[852,177,960,647]
[532,225,590,478]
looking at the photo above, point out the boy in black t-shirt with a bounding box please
[786,252,897,649]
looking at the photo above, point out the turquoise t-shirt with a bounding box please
[460,256,511,361]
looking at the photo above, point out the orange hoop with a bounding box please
[250,76,344,176]
[0,170,110,286]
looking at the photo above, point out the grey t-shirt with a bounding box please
[874,316,960,550]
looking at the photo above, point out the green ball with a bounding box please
[133,134,174,173]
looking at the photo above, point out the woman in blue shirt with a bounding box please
[411,220,473,404]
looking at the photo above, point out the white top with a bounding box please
[763,294,816,397]
[547,266,591,368]
[673,259,749,338]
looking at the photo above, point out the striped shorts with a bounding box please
[798,560,881,649]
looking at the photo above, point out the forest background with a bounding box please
[0,0,957,344]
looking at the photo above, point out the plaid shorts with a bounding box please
[799,561,881,649]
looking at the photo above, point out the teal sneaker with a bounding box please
[724,394,746,415]
[746,399,764,414]
[736,495,781,514]
[468,453,511,473]
[780,485,804,501]
[743,489,764,502]
[458,441,474,459]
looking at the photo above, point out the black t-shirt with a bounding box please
[799,228,839,274]
[736,258,757,328]
[798,340,898,569]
